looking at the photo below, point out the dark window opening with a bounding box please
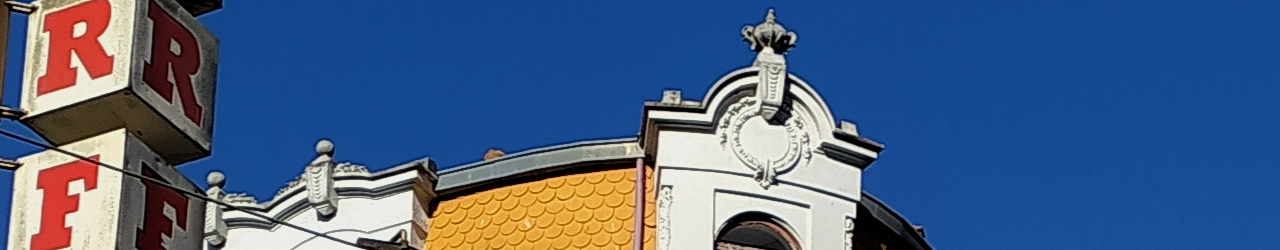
[715,212,801,250]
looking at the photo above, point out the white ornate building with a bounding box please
[201,142,435,249]
[201,9,931,250]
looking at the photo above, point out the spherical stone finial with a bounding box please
[316,139,334,156]
[207,171,225,188]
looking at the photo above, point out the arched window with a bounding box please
[715,212,801,250]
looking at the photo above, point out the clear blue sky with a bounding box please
[2,1,1279,249]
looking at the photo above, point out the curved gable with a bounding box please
[642,67,882,171]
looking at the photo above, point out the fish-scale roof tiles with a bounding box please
[426,167,656,250]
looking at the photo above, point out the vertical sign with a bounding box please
[19,0,219,164]
[10,0,218,248]
[8,129,205,250]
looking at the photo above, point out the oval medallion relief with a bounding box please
[718,97,816,188]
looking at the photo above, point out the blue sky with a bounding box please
[2,1,1279,249]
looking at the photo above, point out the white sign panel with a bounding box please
[20,0,219,164]
[8,129,205,250]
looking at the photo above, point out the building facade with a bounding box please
[201,9,931,250]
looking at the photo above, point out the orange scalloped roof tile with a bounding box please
[426,167,657,250]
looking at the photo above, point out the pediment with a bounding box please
[641,67,882,173]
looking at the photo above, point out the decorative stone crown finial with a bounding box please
[207,171,225,188]
[742,9,797,123]
[316,139,334,156]
[742,9,797,54]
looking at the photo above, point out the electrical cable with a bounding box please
[0,128,366,249]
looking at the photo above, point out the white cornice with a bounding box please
[435,138,644,195]
[218,158,432,230]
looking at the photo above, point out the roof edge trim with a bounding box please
[861,191,933,250]
[435,138,644,194]
[219,158,432,230]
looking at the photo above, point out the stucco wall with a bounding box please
[425,166,656,250]
[654,129,862,250]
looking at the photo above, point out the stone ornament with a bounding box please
[742,9,797,121]
[741,9,797,54]
[275,162,367,199]
[722,9,815,188]
[844,216,856,249]
[718,97,815,188]
[657,186,674,250]
[306,139,338,217]
[204,171,228,246]
[223,193,257,205]
[335,163,369,174]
